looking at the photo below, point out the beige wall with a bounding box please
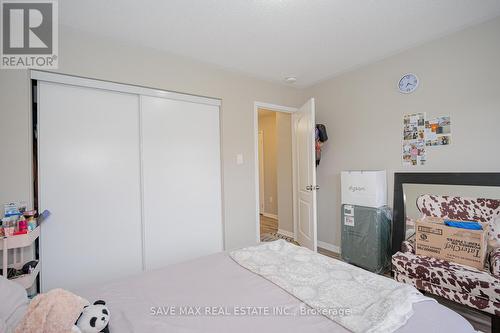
[0,25,303,250]
[276,112,293,234]
[258,111,278,216]
[304,17,500,248]
[0,70,32,211]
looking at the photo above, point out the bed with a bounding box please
[75,246,475,333]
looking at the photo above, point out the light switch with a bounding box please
[236,153,244,165]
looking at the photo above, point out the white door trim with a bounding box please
[258,130,265,214]
[31,70,221,107]
[254,101,298,243]
[317,241,341,254]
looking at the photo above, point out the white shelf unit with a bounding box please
[0,226,40,289]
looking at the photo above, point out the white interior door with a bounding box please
[38,82,143,291]
[141,96,223,271]
[293,98,317,251]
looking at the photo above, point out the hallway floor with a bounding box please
[259,215,278,235]
[259,214,339,259]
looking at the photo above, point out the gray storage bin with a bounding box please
[341,204,391,274]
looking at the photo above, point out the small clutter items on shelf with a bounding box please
[1,201,49,291]
[1,202,37,237]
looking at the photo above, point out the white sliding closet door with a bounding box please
[141,96,223,270]
[38,82,143,291]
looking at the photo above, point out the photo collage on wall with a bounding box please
[402,113,451,167]
[402,113,426,166]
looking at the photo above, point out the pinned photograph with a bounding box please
[425,116,451,146]
[402,140,426,166]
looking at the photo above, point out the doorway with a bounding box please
[257,108,294,242]
[254,100,318,251]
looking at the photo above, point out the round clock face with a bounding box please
[398,73,419,93]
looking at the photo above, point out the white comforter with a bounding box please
[230,240,433,333]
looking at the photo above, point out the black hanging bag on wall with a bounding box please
[315,124,328,166]
[316,124,328,142]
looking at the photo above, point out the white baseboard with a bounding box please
[318,241,341,254]
[277,229,294,239]
[262,212,278,220]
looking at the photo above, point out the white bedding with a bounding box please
[230,240,432,333]
[75,251,475,333]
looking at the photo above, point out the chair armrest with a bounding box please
[401,239,415,254]
[490,247,500,278]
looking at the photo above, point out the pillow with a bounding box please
[488,215,500,250]
[0,275,29,333]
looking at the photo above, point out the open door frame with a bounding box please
[253,102,298,243]
[254,101,317,247]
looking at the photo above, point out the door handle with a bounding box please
[305,185,320,191]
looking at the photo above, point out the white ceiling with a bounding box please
[60,0,500,87]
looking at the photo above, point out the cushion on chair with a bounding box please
[393,271,500,316]
[489,216,500,249]
[491,247,500,278]
[392,251,500,305]
[401,239,415,254]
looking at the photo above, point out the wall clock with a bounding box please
[398,73,419,94]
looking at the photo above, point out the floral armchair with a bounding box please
[392,195,500,327]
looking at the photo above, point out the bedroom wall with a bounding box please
[0,25,303,250]
[304,17,500,250]
[3,18,499,253]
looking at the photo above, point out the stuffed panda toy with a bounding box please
[73,300,110,333]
